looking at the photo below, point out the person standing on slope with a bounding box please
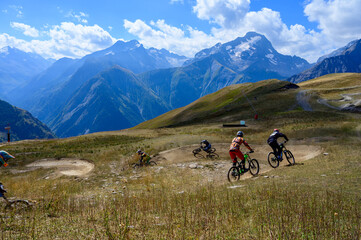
[267,129,289,160]
[229,131,254,172]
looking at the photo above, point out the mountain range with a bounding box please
[0,46,54,100]
[288,39,361,83]
[40,32,313,137]
[3,32,361,139]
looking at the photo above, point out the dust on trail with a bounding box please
[152,143,323,184]
[26,158,94,178]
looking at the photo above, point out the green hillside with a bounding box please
[0,74,360,239]
[136,79,299,128]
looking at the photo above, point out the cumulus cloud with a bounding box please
[0,22,116,59]
[10,22,39,37]
[193,0,250,28]
[124,0,361,62]
[124,19,218,57]
[304,0,361,42]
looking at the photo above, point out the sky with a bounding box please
[1,0,361,63]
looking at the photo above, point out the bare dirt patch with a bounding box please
[26,158,94,178]
[150,143,323,184]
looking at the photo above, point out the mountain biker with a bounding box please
[267,129,289,160]
[0,150,15,168]
[229,131,254,172]
[0,182,8,203]
[137,150,151,165]
[200,140,212,152]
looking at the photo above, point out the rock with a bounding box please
[227,185,244,189]
[323,153,329,156]
[189,164,197,169]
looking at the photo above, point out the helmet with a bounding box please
[137,149,142,154]
[274,129,279,132]
[201,140,207,143]
[236,131,243,137]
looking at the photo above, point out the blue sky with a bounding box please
[1,0,361,62]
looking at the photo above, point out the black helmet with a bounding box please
[137,149,142,154]
[237,131,243,137]
[201,140,207,143]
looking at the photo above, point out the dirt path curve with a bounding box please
[26,158,94,178]
[152,143,322,184]
[296,90,313,111]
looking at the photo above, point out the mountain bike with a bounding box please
[192,147,219,159]
[267,141,295,168]
[227,151,259,182]
[1,189,31,214]
[132,160,157,169]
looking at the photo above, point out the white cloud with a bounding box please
[170,0,184,4]
[10,22,39,37]
[124,0,361,63]
[304,0,361,42]
[193,0,250,28]
[0,22,116,59]
[66,10,89,24]
[124,19,218,57]
[9,5,23,18]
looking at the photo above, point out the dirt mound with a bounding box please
[26,158,94,178]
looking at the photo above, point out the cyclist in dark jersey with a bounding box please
[267,129,289,160]
[200,140,212,152]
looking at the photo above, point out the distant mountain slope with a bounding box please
[288,39,361,83]
[12,40,187,124]
[49,66,170,137]
[184,32,311,79]
[135,79,299,129]
[0,99,55,142]
[140,32,310,109]
[0,46,53,98]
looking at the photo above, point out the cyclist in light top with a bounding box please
[0,150,15,168]
[229,131,254,169]
[267,129,289,160]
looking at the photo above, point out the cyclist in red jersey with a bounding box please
[229,131,254,171]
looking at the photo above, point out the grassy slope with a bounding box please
[0,73,360,239]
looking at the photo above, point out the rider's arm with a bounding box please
[243,140,253,151]
[280,133,289,141]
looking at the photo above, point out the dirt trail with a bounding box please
[152,143,323,184]
[26,158,94,178]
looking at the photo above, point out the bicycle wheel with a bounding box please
[267,152,279,168]
[194,152,205,159]
[192,148,201,154]
[207,152,219,160]
[249,159,260,176]
[285,150,295,165]
[132,163,140,169]
[227,167,240,182]
[5,200,30,213]
[148,161,157,166]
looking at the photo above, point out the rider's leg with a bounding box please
[234,150,245,171]
[229,151,237,166]
[269,141,281,159]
